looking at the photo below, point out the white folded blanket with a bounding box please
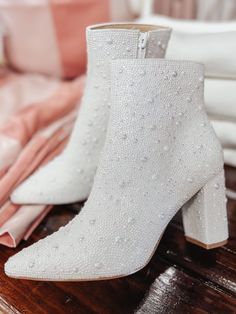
[205,78,236,120]
[137,15,236,79]
[197,0,236,21]
[211,120,236,149]
[223,149,236,168]
[209,119,236,167]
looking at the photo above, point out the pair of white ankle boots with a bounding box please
[5,24,228,281]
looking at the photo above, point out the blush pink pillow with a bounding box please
[0,0,111,78]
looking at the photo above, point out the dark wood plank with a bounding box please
[0,168,235,313]
[225,166,236,191]
[136,258,236,314]
[0,297,20,314]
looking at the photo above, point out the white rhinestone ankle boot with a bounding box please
[10,23,171,205]
[5,59,228,281]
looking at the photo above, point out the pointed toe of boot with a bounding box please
[11,155,92,205]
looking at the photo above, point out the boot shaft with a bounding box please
[86,23,172,72]
[109,59,223,185]
[67,24,171,155]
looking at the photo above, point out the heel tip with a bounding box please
[185,236,228,249]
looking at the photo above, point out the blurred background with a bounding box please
[0,0,235,247]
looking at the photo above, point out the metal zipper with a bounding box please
[137,32,149,58]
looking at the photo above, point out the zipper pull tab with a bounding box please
[138,32,149,59]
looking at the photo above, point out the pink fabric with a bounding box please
[0,201,19,226]
[0,0,111,78]
[1,2,62,77]
[0,74,84,174]
[1,79,83,144]
[0,167,9,179]
[0,70,59,125]
[50,0,110,77]
[0,71,59,171]
[153,0,196,19]
[0,205,52,247]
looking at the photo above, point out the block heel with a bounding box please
[182,170,229,249]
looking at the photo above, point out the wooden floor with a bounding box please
[0,166,236,314]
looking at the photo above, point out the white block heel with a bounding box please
[182,170,228,249]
